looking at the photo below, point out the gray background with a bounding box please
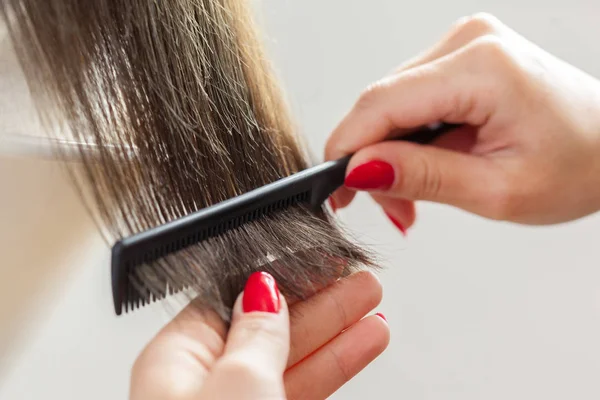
[2,0,600,399]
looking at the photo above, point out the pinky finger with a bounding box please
[371,194,416,235]
[284,315,390,400]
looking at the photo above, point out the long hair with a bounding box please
[1,0,374,319]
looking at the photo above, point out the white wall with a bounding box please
[2,1,600,399]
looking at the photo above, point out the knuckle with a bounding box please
[451,12,500,38]
[355,80,387,111]
[460,34,524,106]
[328,348,353,384]
[467,12,502,30]
[467,35,523,81]
[469,34,508,62]
[236,316,287,346]
[404,152,442,199]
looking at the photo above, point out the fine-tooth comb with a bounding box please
[111,123,460,315]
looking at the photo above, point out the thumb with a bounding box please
[345,140,508,219]
[203,272,289,399]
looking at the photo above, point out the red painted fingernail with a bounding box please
[328,197,338,213]
[375,313,387,322]
[243,272,280,313]
[385,212,407,236]
[344,160,394,190]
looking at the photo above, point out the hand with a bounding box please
[130,271,389,400]
[326,13,600,228]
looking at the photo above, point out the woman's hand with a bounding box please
[326,13,600,228]
[130,271,389,400]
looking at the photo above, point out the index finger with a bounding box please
[324,46,489,162]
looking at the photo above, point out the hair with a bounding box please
[1,0,374,319]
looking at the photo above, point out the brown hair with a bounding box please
[1,0,374,319]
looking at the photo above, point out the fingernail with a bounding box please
[243,272,281,313]
[375,313,387,322]
[385,212,407,236]
[344,160,394,190]
[328,197,338,213]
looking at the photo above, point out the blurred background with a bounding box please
[2,0,600,399]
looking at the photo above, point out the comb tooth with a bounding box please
[129,283,135,310]
[131,282,137,310]
[114,190,320,317]
[124,284,129,313]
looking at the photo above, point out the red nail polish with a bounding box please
[243,272,281,313]
[328,197,338,213]
[375,313,387,322]
[344,160,394,190]
[385,212,407,236]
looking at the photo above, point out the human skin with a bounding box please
[128,12,600,399]
[130,271,389,399]
[326,13,600,230]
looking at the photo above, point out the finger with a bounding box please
[325,39,503,163]
[326,38,508,213]
[130,305,226,400]
[394,13,502,73]
[219,272,290,375]
[330,15,504,210]
[370,194,416,234]
[199,272,290,399]
[285,314,390,400]
[366,126,479,224]
[287,270,383,367]
[346,140,507,218]
[332,101,477,212]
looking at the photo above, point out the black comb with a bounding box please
[111,122,459,315]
